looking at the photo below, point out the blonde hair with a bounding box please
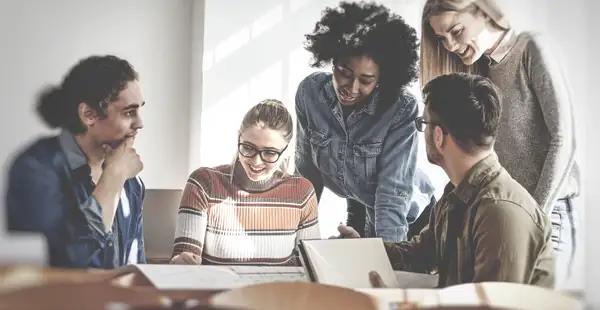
[235,99,295,176]
[420,0,510,88]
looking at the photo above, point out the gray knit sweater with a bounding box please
[487,30,579,214]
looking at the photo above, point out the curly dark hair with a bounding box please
[304,1,419,110]
[36,55,138,134]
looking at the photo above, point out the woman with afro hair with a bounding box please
[295,1,436,243]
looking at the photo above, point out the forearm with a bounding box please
[534,143,574,213]
[92,169,126,232]
[374,187,412,242]
[172,233,205,258]
[383,234,436,273]
[172,209,207,257]
[384,242,422,272]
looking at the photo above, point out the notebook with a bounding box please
[297,238,400,289]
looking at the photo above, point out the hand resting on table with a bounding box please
[169,252,202,265]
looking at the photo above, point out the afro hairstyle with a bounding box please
[304,1,419,109]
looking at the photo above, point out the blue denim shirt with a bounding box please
[295,72,435,242]
[6,131,146,268]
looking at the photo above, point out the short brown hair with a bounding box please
[423,73,502,154]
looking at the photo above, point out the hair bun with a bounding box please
[36,85,67,128]
[258,98,284,106]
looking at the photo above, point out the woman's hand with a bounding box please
[170,252,202,265]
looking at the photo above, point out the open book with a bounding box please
[298,238,437,289]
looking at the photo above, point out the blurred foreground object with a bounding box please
[0,233,47,266]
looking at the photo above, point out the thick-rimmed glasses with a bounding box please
[238,142,288,164]
[414,116,446,134]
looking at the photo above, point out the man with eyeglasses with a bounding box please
[338,73,556,288]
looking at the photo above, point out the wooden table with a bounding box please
[0,266,222,310]
[0,266,586,310]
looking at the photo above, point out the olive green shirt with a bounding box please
[384,153,555,288]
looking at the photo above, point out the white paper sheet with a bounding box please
[132,264,308,290]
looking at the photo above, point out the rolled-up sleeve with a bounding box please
[80,196,110,237]
[6,155,111,268]
[374,94,420,242]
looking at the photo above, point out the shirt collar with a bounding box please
[323,77,379,116]
[58,130,88,170]
[444,152,502,205]
[58,130,94,183]
[489,29,518,64]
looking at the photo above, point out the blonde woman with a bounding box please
[420,0,578,286]
[171,99,320,266]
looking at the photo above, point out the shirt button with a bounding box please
[108,241,114,247]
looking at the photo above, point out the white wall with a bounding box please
[0,0,196,232]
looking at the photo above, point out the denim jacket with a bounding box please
[6,131,146,268]
[295,72,435,242]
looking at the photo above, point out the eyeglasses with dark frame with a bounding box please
[237,140,289,164]
[414,116,446,134]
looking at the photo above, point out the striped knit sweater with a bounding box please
[172,162,320,265]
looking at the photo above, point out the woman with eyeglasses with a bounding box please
[419,0,579,286]
[295,1,436,243]
[170,99,320,265]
